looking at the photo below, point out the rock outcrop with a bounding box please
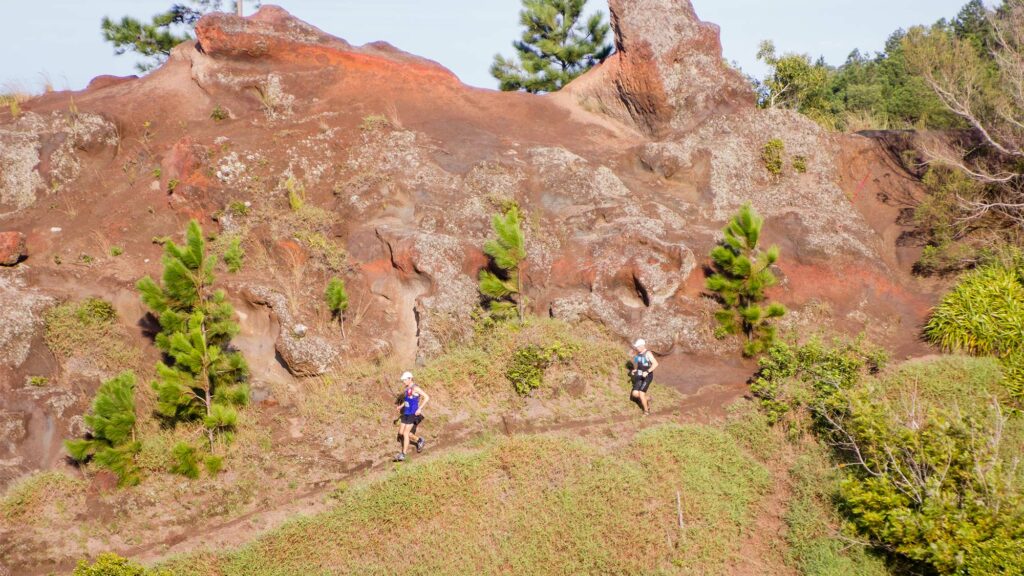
[0,1,937,495]
[0,231,26,265]
[564,0,754,137]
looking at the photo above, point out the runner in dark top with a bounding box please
[394,371,429,462]
[630,338,658,415]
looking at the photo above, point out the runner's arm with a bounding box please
[648,352,659,373]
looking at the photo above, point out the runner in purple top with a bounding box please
[394,371,429,462]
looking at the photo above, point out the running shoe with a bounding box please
[393,452,406,462]
[416,437,426,453]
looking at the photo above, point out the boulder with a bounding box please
[240,284,339,377]
[0,232,26,265]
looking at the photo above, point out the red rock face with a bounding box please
[0,232,26,265]
[194,5,459,84]
[565,0,754,137]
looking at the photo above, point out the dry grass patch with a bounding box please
[0,471,85,525]
[161,424,770,575]
[43,297,141,376]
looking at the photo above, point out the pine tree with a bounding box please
[491,0,613,93]
[325,277,349,337]
[479,204,527,322]
[101,1,253,72]
[137,220,248,469]
[65,372,142,487]
[706,203,786,357]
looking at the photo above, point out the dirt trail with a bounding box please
[32,381,746,575]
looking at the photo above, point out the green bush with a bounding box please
[750,340,876,424]
[325,277,349,320]
[74,552,170,576]
[753,344,1024,575]
[223,236,244,273]
[792,155,808,174]
[924,262,1024,396]
[762,138,785,178]
[210,105,229,121]
[506,342,576,395]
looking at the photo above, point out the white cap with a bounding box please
[633,339,646,349]
[400,371,414,381]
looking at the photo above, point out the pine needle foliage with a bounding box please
[491,0,613,93]
[65,372,142,487]
[706,203,786,357]
[100,1,243,72]
[137,220,248,471]
[479,204,527,322]
[325,277,350,337]
[223,236,243,273]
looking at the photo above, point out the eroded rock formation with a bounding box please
[0,2,937,489]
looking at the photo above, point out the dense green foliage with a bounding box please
[506,341,576,395]
[222,236,243,273]
[753,342,1024,575]
[924,260,1024,397]
[324,277,349,320]
[753,1,991,130]
[491,0,612,93]
[100,1,243,72]
[65,372,142,486]
[137,220,248,472]
[761,138,785,178]
[706,203,786,356]
[479,204,527,321]
[74,552,170,576]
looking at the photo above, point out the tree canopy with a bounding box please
[101,1,251,72]
[491,0,613,93]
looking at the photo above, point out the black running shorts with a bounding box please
[400,413,424,426]
[631,372,653,393]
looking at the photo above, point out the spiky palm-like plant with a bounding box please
[479,205,527,322]
[706,203,786,357]
[924,262,1024,397]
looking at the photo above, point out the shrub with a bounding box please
[792,155,808,173]
[762,138,785,178]
[285,175,305,211]
[506,342,576,395]
[912,166,987,274]
[924,262,1024,396]
[227,200,249,216]
[110,246,124,257]
[65,371,142,486]
[223,236,244,273]
[44,298,138,373]
[73,552,170,576]
[706,203,786,356]
[293,230,347,272]
[753,345,1024,575]
[210,105,229,121]
[325,277,349,336]
[360,114,391,131]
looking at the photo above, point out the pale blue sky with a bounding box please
[1,1,973,93]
